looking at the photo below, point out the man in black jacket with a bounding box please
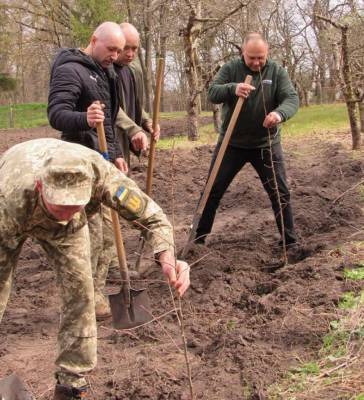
[48,21,126,169]
[48,22,127,320]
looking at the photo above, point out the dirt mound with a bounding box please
[0,129,363,399]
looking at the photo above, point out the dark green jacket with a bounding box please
[208,57,299,148]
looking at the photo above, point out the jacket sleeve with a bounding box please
[47,64,90,132]
[274,67,299,121]
[115,107,143,139]
[99,162,174,254]
[208,63,238,104]
[141,109,152,129]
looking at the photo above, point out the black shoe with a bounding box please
[286,243,311,264]
[53,384,87,400]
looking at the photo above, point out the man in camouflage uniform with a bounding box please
[0,138,190,400]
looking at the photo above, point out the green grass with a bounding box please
[0,103,48,129]
[158,103,350,149]
[282,103,349,136]
[0,103,350,147]
[267,290,364,399]
[339,292,359,310]
[344,262,364,281]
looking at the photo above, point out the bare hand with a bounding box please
[114,157,128,173]
[159,251,190,297]
[263,112,282,129]
[144,122,160,141]
[131,131,148,152]
[87,102,105,128]
[235,83,255,98]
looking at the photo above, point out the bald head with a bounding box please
[242,33,268,72]
[116,23,140,65]
[94,22,123,41]
[84,21,125,68]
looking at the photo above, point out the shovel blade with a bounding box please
[0,373,34,400]
[109,288,153,329]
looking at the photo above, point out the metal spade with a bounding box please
[96,120,153,329]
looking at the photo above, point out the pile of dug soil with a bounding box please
[0,128,363,399]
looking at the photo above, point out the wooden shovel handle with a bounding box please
[181,75,253,257]
[96,121,130,296]
[146,58,164,195]
[195,74,252,216]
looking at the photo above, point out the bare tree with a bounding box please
[316,13,362,149]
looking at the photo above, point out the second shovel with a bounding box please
[96,120,153,329]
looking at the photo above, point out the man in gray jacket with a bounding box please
[114,22,160,168]
[195,33,300,259]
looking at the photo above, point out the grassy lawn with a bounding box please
[283,103,350,136]
[158,103,350,149]
[0,103,48,129]
[0,102,351,147]
[0,105,210,129]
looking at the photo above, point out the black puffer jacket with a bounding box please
[48,48,122,161]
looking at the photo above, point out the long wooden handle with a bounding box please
[181,75,253,257]
[96,121,130,297]
[146,58,164,195]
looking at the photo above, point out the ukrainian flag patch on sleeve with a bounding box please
[116,186,129,202]
[115,185,145,216]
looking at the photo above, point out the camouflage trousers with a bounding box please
[0,224,97,388]
[88,206,118,308]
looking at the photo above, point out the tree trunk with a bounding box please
[212,103,221,133]
[358,101,364,133]
[340,27,361,149]
[183,15,201,141]
[157,4,168,113]
[143,0,153,113]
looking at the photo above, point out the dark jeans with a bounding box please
[196,142,297,246]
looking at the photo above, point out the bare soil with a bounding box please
[0,125,363,400]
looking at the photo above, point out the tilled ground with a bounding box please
[0,126,363,399]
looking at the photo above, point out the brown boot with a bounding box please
[95,297,112,321]
[53,384,87,399]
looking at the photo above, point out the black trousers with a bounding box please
[196,142,297,246]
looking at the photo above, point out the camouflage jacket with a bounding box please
[0,138,173,253]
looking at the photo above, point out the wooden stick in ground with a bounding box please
[181,75,253,257]
[96,120,130,305]
[135,58,165,273]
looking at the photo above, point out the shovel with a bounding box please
[135,58,165,273]
[181,75,253,257]
[96,120,152,329]
[0,373,34,400]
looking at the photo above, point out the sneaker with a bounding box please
[53,384,87,400]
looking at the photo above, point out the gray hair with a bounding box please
[242,32,267,48]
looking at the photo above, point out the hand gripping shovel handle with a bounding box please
[135,58,165,272]
[96,121,131,306]
[181,75,253,257]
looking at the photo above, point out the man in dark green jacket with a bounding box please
[196,33,299,253]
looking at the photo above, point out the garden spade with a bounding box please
[96,120,152,329]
